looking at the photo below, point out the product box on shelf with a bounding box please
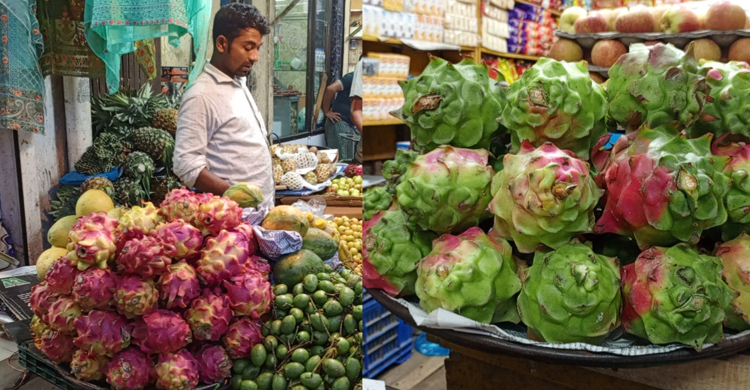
[482,1,509,22]
[383,0,404,12]
[445,14,480,34]
[363,0,384,7]
[483,17,510,38]
[363,5,381,37]
[489,0,514,9]
[444,29,481,47]
[447,0,477,17]
[367,53,411,80]
[482,34,509,53]
[404,0,445,16]
[415,14,445,42]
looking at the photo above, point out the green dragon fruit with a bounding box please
[74,310,132,355]
[415,228,522,324]
[223,272,273,319]
[396,146,494,234]
[518,242,621,344]
[70,349,109,381]
[125,151,155,195]
[107,347,153,390]
[160,187,205,225]
[117,236,176,277]
[196,229,250,285]
[114,276,159,319]
[595,126,730,249]
[488,141,600,253]
[46,296,82,334]
[499,58,607,160]
[72,268,117,311]
[67,212,118,270]
[159,261,201,309]
[115,202,164,246]
[44,256,77,294]
[154,349,200,390]
[194,344,232,384]
[396,57,504,152]
[195,196,243,236]
[712,139,750,241]
[184,288,233,341]
[607,43,709,132]
[222,317,263,359]
[715,233,750,331]
[132,309,193,354]
[621,244,735,349]
[40,329,75,363]
[382,149,419,194]
[363,210,436,296]
[363,186,392,221]
[687,61,750,140]
[151,219,204,260]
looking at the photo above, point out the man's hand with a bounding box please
[194,168,232,195]
[325,110,341,122]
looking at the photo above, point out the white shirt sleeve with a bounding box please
[173,94,212,187]
[350,60,363,99]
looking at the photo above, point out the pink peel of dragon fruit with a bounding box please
[715,233,750,331]
[246,255,271,278]
[195,196,243,236]
[107,347,154,390]
[152,219,204,261]
[159,261,201,309]
[74,310,132,356]
[46,296,82,334]
[154,349,200,390]
[223,272,273,319]
[133,309,193,355]
[194,344,232,384]
[117,236,176,277]
[196,229,250,285]
[72,267,117,311]
[712,137,750,241]
[44,257,77,294]
[222,317,263,359]
[233,222,259,256]
[114,276,159,319]
[184,288,233,341]
[71,349,109,381]
[67,212,118,270]
[30,282,58,321]
[160,187,204,225]
[40,329,75,363]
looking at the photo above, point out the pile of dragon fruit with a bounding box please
[29,188,273,390]
[363,43,750,350]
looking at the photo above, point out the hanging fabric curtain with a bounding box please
[83,0,210,94]
[0,0,46,133]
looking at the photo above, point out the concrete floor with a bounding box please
[376,352,447,390]
[0,336,61,390]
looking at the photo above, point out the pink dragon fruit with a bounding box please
[115,202,164,252]
[152,219,204,261]
[67,212,118,270]
[246,255,271,278]
[107,347,154,390]
[160,187,204,225]
[46,296,82,334]
[222,317,263,359]
[195,196,243,236]
[72,268,117,311]
[223,272,273,319]
[184,288,233,341]
[30,282,58,321]
[71,349,109,381]
[233,222,259,256]
[712,137,750,241]
[196,229,250,285]
[74,310,132,355]
[44,257,77,294]
[159,261,201,309]
[154,349,200,390]
[117,236,176,277]
[40,329,75,363]
[133,310,193,354]
[114,276,159,319]
[194,344,232,384]
[715,233,750,331]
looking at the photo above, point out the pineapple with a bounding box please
[130,127,174,170]
[304,171,318,185]
[282,158,298,173]
[152,174,182,206]
[50,185,81,221]
[315,163,335,182]
[273,165,284,185]
[125,152,155,195]
[81,177,114,198]
[152,108,178,135]
[113,177,148,207]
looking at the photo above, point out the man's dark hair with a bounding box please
[213,3,271,46]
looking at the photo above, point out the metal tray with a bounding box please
[555,29,750,50]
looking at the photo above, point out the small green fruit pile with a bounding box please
[230,267,364,390]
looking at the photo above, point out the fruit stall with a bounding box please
[362,0,750,388]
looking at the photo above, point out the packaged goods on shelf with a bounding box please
[481,2,509,22]
[447,0,477,17]
[383,0,404,11]
[363,6,381,37]
[416,14,445,42]
[363,0,384,7]
[445,14,480,34]
[404,0,445,16]
[363,54,409,123]
[444,30,481,47]
[483,17,510,38]
[367,53,410,80]
[483,35,508,53]
[489,0,514,9]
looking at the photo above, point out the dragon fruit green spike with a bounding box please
[154,349,200,390]
[67,212,118,270]
[595,126,731,249]
[117,236,176,277]
[415,228,522,324]
[488,140,600,253]
[40,329,75,363]
[70,349,109,381]
[159,261,201,309]
[397,57,504,152]
[499,58,607,161]
[223,272,273,319]
[114,276,159,319]
[194,344,232,384]
[30,315,49,340]
[607,43,709,132]
[72,267,117,311]
[232,222,259,255]
[712,139,750,241]
[687,61,750,140]
[517,242,621,344]
[116,202,164,242]
[395,146,494,234]
[622,244,735,349]
[74,310,132,355]
[152,219,204,261]
[133,309,193,354]
[382,149,419,195]
[107,347,153,390]
[196,229,250,285]
[44,257,77,294]
[160,187,203,225]
[715,233,750,331]
[363,186,393,221]
[222,317,263,359]
[46,296,82,334]
[363,210,436,297]
[30,282,58,321]
[195,195,243,236]
[184,288,233,341]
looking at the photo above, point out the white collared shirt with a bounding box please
[173,63,275,206]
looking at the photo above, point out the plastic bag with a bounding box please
[291,198,334,221]
[252,226,303,260]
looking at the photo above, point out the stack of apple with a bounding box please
[550,1,750,70]
[327,176,363,197]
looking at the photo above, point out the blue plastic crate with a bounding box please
[363,290,414,378]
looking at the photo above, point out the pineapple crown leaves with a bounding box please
[125,151,155,197]
[50,185,81,220]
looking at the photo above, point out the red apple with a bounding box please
[705,0,746,31]
[651,5,671,32]
[608,8,627,31]
[589,73,606,84]
[560,7,587,33]
[662,6,700,33]
[575,13,608,34]
[616,6,655,33]
[729,38,750,63]
[687,39,721,62]
[592,40,628,68]
[548,39,584,62]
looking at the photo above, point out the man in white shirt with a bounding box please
[173,3,274,207]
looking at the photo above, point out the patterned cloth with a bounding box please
[0,0,45,133]
[83,0,211,94]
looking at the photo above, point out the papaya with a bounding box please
[302,229,338,260]
[224,182,265,208]
[273,249,326,286]
[262,206,309,237]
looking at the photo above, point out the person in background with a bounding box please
[173,3,275,208]
[321,70,357,162]
[349,58,364,164]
